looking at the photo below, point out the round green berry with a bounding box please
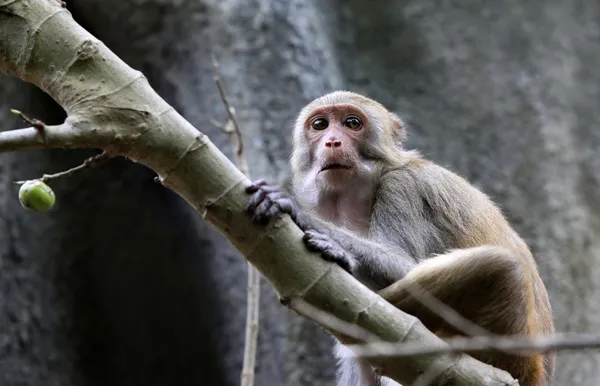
[18,180,56,212]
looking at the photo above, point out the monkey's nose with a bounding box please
[325,140,342,148]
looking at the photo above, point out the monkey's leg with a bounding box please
[377,245,540,384]
[334,343,383,386]
[378,245,528,335]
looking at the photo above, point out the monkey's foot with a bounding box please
[303,230,356,274]
[245,179,298,225]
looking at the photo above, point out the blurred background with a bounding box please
[1,1,599,385]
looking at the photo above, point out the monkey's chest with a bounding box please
[315,195,373,235]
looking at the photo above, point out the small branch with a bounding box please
[347,333,600,359]
[10,109,49,149]
[0,118,97,153]
[211,52,259,386]
[14,151,112,185]
[211,53,249,177]
[11,109,46,132]
[0,127,50,151]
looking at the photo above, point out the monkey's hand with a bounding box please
[303,230,356,274]
[245,179,309,230]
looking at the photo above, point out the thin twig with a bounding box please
[347,333,600,359]
[14,151,112,185]
[211,53,249,176]
[11,109,46,132]
[10,109,47,146]
[401,282,492,337]
[211,52,259,386]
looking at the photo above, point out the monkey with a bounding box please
[245,91,555,386]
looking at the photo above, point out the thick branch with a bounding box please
[0,1,519,385]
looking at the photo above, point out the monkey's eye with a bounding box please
[344,116,362,130]
[311,118,329,131]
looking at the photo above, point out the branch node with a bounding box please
[11,109,47,145]
[203,176,247,214]
[298,264,335,299]
[288,299,381,343]
[354,296,380,325]
[11,109,45,131]
[160,134,209,184]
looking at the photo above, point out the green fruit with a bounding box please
[18,180,56,212]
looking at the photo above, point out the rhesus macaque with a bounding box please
[245,91,555,386]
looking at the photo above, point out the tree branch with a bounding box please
[0,1,520,384]
[347,333,600,359]
[0,125,68,151]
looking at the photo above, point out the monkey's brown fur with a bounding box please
[246,91,555,386]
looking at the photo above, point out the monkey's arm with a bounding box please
[339,164,498,287]
[246,179,418,287]
[302,218,418,288]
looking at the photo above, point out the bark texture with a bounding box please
[1,0,599,385]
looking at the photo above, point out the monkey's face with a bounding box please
[299,103,375,191]
[290,91,406,199]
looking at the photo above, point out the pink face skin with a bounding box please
[304,104,373,190]
[301,104,377,233]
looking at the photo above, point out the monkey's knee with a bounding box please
[420,246,524,292]
[381,246,522,297]
[441,246,530,335]
[379,246,528,334]
[469,246,527,298]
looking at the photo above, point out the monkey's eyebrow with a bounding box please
[306,104,367,120]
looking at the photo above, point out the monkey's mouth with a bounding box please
[320,163,352,172]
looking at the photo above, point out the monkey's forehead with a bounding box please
[296,91,389,123]
[311,90,370,106]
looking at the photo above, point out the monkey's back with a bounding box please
[377,157,555,386]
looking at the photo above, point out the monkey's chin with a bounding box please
[317,169,356,188]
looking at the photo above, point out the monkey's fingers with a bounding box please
[321,250,355,274]
[273,196,296,216]
[303,231,355,274]
[302,230,329,243]
[271,195,306,230]
[245,185,278,213]
[251,192,297,224]
[251,193,282,224]
[245,179,269,193]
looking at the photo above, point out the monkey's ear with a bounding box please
[389,112,407,146]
